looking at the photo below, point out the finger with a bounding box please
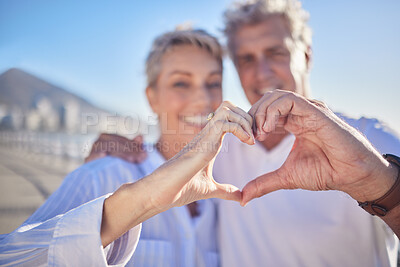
[263,94,299,133]
[132,135,143,143]
[225,110,254,143]
[248,98,265,137]
[241,170,290,206]
[218,121,253,145]
[128,136,148,162]
[210,183,242,202]
[90,139,107,153]
[222,101,254,130]
[251,91,289,138]
[213,107,254,143]
[248,90,288,118]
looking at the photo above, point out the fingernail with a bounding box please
[263,121,269,132]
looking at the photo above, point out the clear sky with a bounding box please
[1,0,399,133]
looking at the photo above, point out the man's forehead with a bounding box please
[233,16,292,51]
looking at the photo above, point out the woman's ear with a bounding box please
[146,86,159,114]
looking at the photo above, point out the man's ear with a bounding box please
[305,46,313,72]
[146,86,159,114]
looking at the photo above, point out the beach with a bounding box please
[0,143,81,234]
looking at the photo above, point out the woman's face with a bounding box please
[147,45,223,148]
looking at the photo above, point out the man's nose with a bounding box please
[256,58,273,81]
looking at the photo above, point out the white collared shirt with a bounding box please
[213,114,400,267]
[0,146,219,267]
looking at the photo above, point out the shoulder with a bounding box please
[337,112,400,155]
[63,152,154,192]
[78,156,134,174]
[64,157,133,183]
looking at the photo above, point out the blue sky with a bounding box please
[1,0,399,133]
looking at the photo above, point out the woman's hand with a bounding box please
[101,101,255,246]
[241,90,397,206]
[150,100,255,209]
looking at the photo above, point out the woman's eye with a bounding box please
[173,81,189,88]
[207,82,222,89]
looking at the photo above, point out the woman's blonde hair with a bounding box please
[224,0,312,57]
[146,29,223,88]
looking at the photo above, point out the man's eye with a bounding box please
[275,52,287,57]
[238,55,254,65]
[271,49,289,57]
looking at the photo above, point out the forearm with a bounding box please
[100,179,163,248]
[100,150,203,248]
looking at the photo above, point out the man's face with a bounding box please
[232,15,310,105]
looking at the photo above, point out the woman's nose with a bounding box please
[192,86,211,109]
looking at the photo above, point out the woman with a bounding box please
[0,29,254,266]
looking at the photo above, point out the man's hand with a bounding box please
[85,133,147,164]
[242,90,397,206]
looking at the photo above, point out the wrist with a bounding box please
[357,154,400,216]
[356,159,398,202]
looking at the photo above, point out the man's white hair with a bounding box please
[224,0,312,57]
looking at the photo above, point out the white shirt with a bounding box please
[0,146,219,267]
[213,114,400,267]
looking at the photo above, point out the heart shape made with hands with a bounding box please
[238,90,389,207]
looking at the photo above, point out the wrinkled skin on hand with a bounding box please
[242,90,395,206]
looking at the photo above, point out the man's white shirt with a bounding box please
[213,114,400,267]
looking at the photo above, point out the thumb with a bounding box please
[211,182,242,203]
[241,170,288,206]
[132,135,143,144]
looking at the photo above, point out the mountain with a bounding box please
[0,68,112,132]
[0,68,107,114]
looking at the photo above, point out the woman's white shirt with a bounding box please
[0,146,219,267]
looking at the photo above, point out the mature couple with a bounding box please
[1,0,400,266]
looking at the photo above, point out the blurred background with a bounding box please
[0,0,399,234]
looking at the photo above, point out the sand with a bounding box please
[0,144,81,234]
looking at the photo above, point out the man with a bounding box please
[212,0,400,266]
